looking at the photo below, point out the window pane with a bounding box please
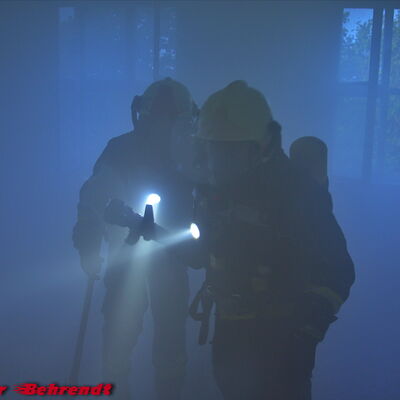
[339,8,373,82]
[159,7,177,78]
[84,7,127,80]
[133,5,155,93]
[383,95,400,181]
[390,10,400,88]
[332,96,367,178]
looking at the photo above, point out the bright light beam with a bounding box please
[146,193,161,206]
[190,223,200,240]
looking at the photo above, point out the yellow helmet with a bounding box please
[197,80,273,143]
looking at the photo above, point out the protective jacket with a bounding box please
[191,147,355,342]
[73,130,193,258]
[73,129,193,400]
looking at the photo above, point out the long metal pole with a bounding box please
[69,276,97,385]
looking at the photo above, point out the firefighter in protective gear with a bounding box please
[72,78,197,400]
[191,80,355,399]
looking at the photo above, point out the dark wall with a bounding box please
[0,0,66,387]
[0,1,60,277]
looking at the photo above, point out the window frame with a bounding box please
[336,5,399,183]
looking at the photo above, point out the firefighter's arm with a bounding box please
[306,187,355,311]
[103,199,209,270]
[73,142,124,277]
[296,185,355,340]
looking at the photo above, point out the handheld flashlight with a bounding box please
[190,223,200,240]
[146,193,161,206]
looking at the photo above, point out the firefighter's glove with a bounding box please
[72,217,103,252]
[104,199,154,244]
[79,251,103,279]
[104,199,143,230]
[73,218,103,278]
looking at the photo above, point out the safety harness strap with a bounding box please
[189,282,214,345]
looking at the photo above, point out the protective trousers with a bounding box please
[212,317,318,400]
[102,254,189,400]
